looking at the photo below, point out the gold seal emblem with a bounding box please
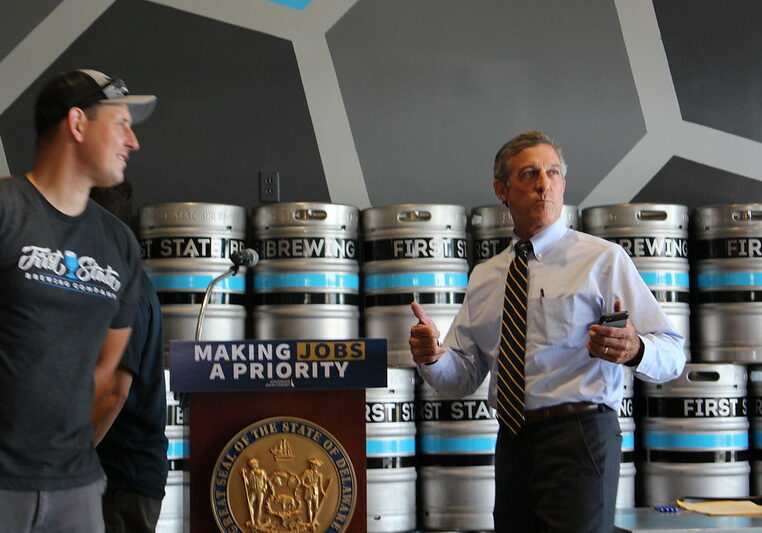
[211,416,357,532]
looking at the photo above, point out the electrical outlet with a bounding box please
[259,170,280,203]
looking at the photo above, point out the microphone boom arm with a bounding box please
[194,248,258,342]
[195,264,240,342]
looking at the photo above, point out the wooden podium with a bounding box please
[170,339,387,533]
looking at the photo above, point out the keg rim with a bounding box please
[694,203,762,211]
[251,201,360,210]
[471,202,577,212]
[581,202,689,212]
[361,203,468,213]
[137,202,247,231]
[138,201,247,212]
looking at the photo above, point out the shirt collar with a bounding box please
[512,216,568,262]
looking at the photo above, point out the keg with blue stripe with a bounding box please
[250,203,359,339]
[642,363,749,505]
[362,205,468,367]
[157,370,189,533]
[617,367,635,508]
[471,204,579,264]
[694,204,762,363]
[417,377,497,531]
[366,368,417,532]
[138,203,247,352]
[750,366,762,495]
[582,204,690,358]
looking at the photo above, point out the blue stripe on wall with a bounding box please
[365,272,468,290]
[644,432,748,448]
[254,273,359,290]
[267,0,313,10]
[149,275,245,291]
[639,272,689,287]
[366,439,416,455]
[698,272,762,288]
[419,436,496,453]
[167,440,188,458]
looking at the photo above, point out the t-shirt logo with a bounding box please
[18,245,122,299]
[63,250,78,280]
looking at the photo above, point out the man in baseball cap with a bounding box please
[0,69,155,531]
[35,69,156,136]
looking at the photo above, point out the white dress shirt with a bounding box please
[419,216,686,412]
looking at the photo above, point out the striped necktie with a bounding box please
[497,240,532,434]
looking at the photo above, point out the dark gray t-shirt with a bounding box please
[0,175,141,490]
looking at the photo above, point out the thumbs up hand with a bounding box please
[409,301,446,365]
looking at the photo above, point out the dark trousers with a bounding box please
[102,486,162,533]
[494,407,621,533]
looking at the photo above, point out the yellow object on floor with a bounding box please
[677,499,762,516]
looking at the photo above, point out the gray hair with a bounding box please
[493,130,567,182]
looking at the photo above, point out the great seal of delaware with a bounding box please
[211,416,357,533]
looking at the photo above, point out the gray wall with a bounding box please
[2,0,762,215]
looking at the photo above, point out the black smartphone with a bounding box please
[598,310,629,328]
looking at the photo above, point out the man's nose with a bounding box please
[126,128,140,151]
[535,169,550,190]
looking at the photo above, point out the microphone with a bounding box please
[197,248,258,340]
[229,248,259,268]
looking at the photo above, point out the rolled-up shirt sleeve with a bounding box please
[634,332,685,383]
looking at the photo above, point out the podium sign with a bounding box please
[171,339,386,533]
[170,338,387,391]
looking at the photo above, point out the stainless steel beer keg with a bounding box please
[139,203,247,353]
[617,368,635,508]
[251,203,359,340]
[362,205,468,367]
[417,377,497,531]
[582,203,690,358]
[366,369,417,532]
[642,363,749,505]
[694,204,762,362]
[470,204,578,264]
[749,366,762,495]
[157,370,189,532]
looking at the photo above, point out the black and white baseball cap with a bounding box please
[35,69,157,135]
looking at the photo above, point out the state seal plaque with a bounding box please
[211,416,357,533]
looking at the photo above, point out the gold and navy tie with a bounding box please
[497,240,532,434]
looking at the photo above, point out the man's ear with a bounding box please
[493,178,509,206]
[66,107,87,142]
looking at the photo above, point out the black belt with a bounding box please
[158,292,245,305]
[364,291,465,307]
[698,290,762,303]
[524,402,608,425]
[647,449,748,463]
[650,289,690,303]
[253,293,359,306]
[417,454,495,467]
[168,458,186,471]
[366,456,417,469]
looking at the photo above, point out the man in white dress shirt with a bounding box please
[409,130,685,532]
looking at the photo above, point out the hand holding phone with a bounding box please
[589,300,643,364]
[589,310,629,358]
[598,310,629,328]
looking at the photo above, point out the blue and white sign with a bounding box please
[170,338,387,391]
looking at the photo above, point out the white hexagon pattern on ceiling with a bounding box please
[2,0,761,210]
